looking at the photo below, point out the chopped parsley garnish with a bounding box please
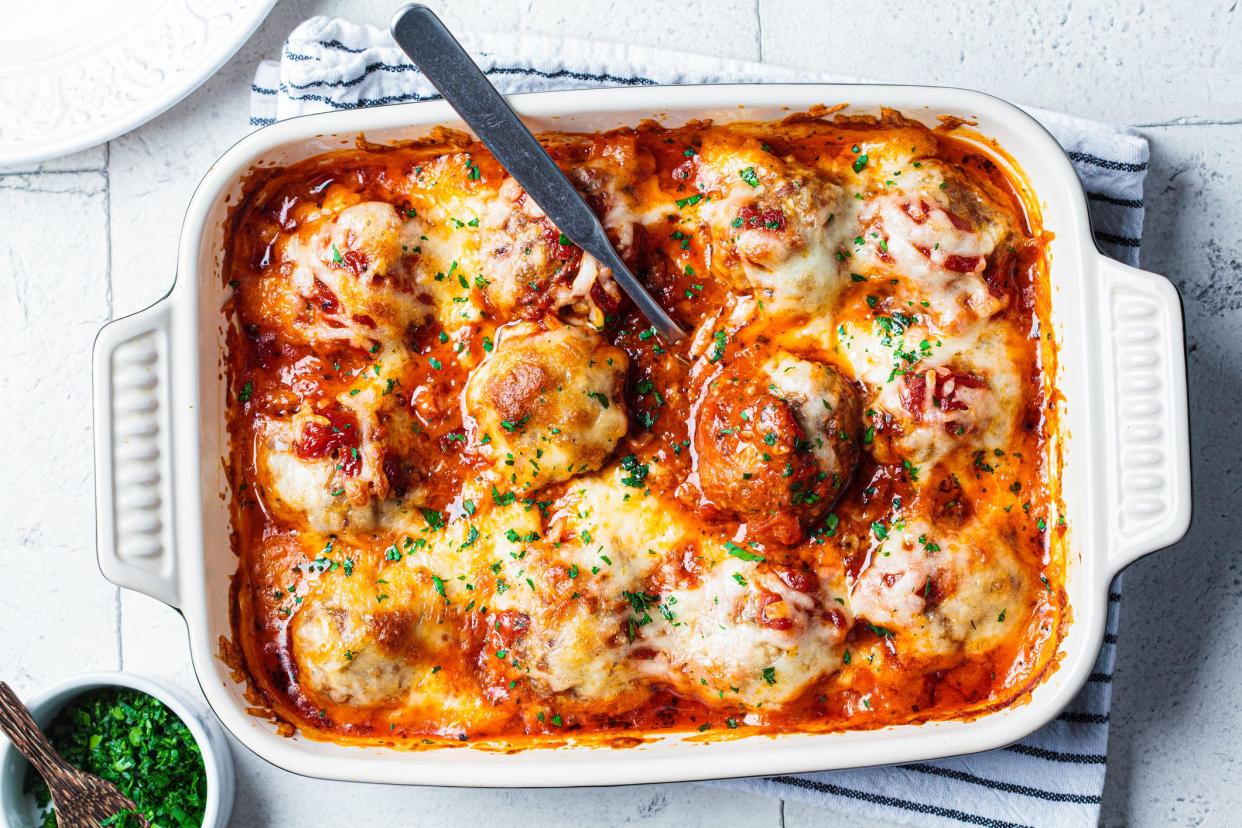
[725,541,765,562]
[739,166,760,187]
[619,454,649,488]
[24,688,207,828]
[500,414,531,433]
[420,508,445,530]
[708,330,728,363]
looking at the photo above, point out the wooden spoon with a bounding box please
[0,682,148,828]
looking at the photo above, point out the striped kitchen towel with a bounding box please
[251,17,1148,827]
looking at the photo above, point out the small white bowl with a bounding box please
[0,672,235,828]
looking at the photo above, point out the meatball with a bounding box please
[695,135,850,317]
[266,201,430,347]
[255,353,430,535]
[848,518,1032,663]
[864,325,1021,468]
[485,555,641,703]
[478,177,622,323]
[643,556,852,707]
[764,353,864,485]
[854,160,1015,333]
[292,602,417,708]
[258,408,379,534]
[565,132,648,258]
[463,322,629,494]
[321,200,406,276]
[694,354,862,544]
[481,479,673,705]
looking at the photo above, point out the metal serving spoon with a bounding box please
[390,4,687,343]
[0,682,148,828]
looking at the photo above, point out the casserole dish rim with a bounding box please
[93,82,1192,786]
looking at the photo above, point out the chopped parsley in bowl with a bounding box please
[0,673,234,828]
[24,688,206,828]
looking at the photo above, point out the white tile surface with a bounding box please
[0,170,117,693]
[760,0,1242,124]
[3,0,1239,826]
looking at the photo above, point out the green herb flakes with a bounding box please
[24,688,207,828]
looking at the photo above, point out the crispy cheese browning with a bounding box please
[225,110,1064,747]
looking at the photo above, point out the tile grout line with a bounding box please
[104,139,123,672]
[0,166,108,178]
[104,142,113,321]
[1132,117,1242,128]
[754,0,764,62]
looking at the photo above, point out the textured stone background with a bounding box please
[1,1,1237,825]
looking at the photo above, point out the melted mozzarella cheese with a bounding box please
[282,202,435,348]
[851,161,1012,333]
[849,517,1032,660]
[837,315,1020,468]
[293,600,418,708]
[640,553,852,706]
[463,322,629,495]
[257,347,424,533]
[763,353,860,479]
[484,481,704,702]
[695,136,851,317]
[258,412,370,534]
[487,547,640,701]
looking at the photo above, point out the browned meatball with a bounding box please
[464,321,630,494]
[694,354,862,544]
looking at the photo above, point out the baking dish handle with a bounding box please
[93,297,180,608]
[1097,255,1192,574]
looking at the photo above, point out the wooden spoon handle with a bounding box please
[0,681,70,781]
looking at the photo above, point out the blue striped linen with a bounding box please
[250,18,1148,826]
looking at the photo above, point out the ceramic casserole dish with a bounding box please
[91,84,1191,786]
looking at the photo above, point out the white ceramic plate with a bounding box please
[0,0,276,165]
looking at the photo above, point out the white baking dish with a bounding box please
[91,84,1191,786]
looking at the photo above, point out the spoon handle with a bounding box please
[0,682,70,782]
[390,3,686,343]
